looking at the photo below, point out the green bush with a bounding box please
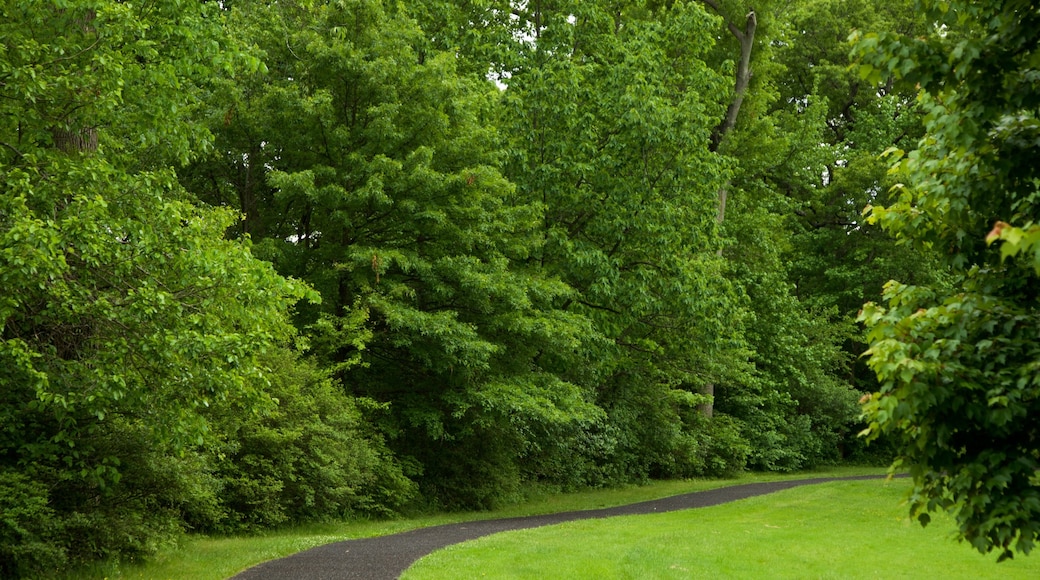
[694,414,752,477]
[409,424,525,511]
[516,417,617,493]
[44,421,215,566]
[0,347,418,576]
[211,351,416,531]
[0,417,214,577]
[0,470,66,578]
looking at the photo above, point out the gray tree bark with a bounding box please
[698,2,758,418]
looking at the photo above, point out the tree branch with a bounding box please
[710,7,757,151]
[0,140,25,159]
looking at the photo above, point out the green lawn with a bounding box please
[402,479,1039,579]
[76,467,885,579]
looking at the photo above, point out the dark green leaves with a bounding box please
[855,0,1040,559]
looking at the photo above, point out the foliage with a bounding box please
[0,416,233,574]
[854,0,1040,560]
[0,0,949,573]
[209,350,417,531]
[0,470,65,578]
[776,0,935,319]
[498,0,751,483]
[0,0,299,449]
[0,0,364,573]
[187,0,601,508]
[697,0,916,469]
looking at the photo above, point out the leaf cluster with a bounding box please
[854,0,1040,560]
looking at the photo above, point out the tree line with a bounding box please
[3,0,1035,576]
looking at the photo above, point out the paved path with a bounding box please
[233,474,892,580]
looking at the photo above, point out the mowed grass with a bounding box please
[402,479,1040,580]
[75,467,884,579]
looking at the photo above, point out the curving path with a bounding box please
[233,474,893,580]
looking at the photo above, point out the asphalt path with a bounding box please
[233,474,893,580]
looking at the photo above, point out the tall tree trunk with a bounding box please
[698,2,758,418]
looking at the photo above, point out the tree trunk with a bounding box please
[697,382,715,418]
[52,8,98,154]
[710,7,757,151]
[52,126,98,153]
[698,2,758,418]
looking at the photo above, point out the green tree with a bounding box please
[497,0,752,479]
[854,0,1040,559]
[188,0,599,508]
[0,1,310,572]
[682,0,873,469]
[777,0,932,320]
[711,0,940,468]
[436,0,879,474]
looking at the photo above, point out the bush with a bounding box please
[693,414,751,477]
[0,418,210,578]
[211,351,416,531]
[0,346,418,576]
[409,423,525,511]
[0,470,65,578]
[43,421,213,566]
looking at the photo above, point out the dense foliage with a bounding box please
[854,0,1040,560]
[0,1,410,575]
[1,0,981,575]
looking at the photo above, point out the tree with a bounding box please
[187,0,600,508]
[854,0,1040,559]
[677,0,902,469]
[0,1,311,572]
[777,0,932,322]
[436,0,884,474]
[699,0,760,153]
[496,0,754,479]
[708,0,942,469]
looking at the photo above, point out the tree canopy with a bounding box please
[3,0,1004,575]
[854,0,1040,560]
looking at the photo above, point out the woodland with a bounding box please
[1,0,1038,576]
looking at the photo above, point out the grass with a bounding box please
[73,466,884,579]
[401,478,1039,579]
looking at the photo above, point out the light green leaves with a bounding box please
[986,221,1040,274]
[1,0,312,483]
[852,0,1040,556]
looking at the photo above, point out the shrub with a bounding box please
[211,351,416,531]
[695,414,752,477]
[0,470,66,578]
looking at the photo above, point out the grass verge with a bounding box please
[402,478,1038,579]
[73,466,887,579]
